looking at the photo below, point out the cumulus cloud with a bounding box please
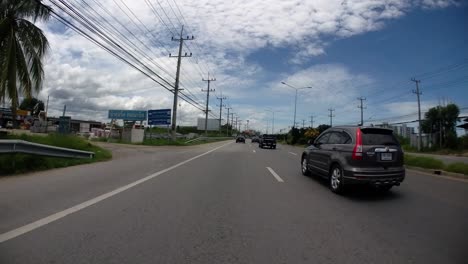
[35,0,458,127]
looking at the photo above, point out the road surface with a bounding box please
[1,141,467,263]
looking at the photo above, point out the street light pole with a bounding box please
[265,108,278,134]
[281,82,312,129]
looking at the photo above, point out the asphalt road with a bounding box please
[1,140,467,264]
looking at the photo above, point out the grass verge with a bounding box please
[0,134,112,176]
[404,154,445,170]
[405,154,468,175]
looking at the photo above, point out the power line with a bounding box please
[48,1,208,115]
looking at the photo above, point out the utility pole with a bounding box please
[216,96,226,134]
[246,120,249,130]
[235,116,238,133]
[226,107,231,136]
[357,96,366,126]
[310,115,315,128]
[202,74,216,135]
[302,119,306,128]
[169,25,194,140]
[412,78,423,151]
[328,108,335,127]
[230,113,235,135]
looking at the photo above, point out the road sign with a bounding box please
[108,110,147,121]
[148,109,171,125]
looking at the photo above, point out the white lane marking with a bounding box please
[253,150,256,153]
[0,141,232,244]
[266,167,284,182]
[288,152,298,156]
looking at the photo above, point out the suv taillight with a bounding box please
[352,128,363,160]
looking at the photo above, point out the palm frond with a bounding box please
[15,37,33,98]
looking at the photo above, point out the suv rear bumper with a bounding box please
[343,168,405,186]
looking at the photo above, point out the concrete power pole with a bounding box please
[235,116,238,133]
[230,113,235,135]
[310,115,315,128]
[302,119,306,128]
[226,107,231,136]
[169,25,194,140]
[202,74,216,135]
[216,96,226,134]
[357,96,366,126]
[328,108,335,127]
[412,78,423,151]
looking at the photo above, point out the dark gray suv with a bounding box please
[301,126,405,193]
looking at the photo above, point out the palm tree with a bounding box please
[0,0,51,119]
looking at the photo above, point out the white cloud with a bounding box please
[420,0,461,9]
[34,0,458,128]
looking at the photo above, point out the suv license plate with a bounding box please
[380,153,393,161]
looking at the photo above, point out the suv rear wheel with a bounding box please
[330,164,345,194]
[301,157,311,176]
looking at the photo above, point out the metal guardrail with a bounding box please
[0,140,94,159]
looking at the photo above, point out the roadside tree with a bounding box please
[0,0,51,118]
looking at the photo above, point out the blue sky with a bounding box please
[236,4,468,131]
[37,0,467,133]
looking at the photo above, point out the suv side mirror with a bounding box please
[307,139,313,146]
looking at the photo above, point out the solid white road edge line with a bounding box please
[266,167,284,182]
[288,152,298,156]
[0,141,233,244]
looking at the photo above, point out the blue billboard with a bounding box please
[148,109,171,125]
[108,110,147,121]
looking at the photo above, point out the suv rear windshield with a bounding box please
[360,128,398,146]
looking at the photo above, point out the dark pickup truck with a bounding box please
[259,134,277,149]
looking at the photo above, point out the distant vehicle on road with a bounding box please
[251,136,260,143]
[301,126,405,194]
[6,121,13,129]
[259,134,276,149]
[236,136,245,143]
